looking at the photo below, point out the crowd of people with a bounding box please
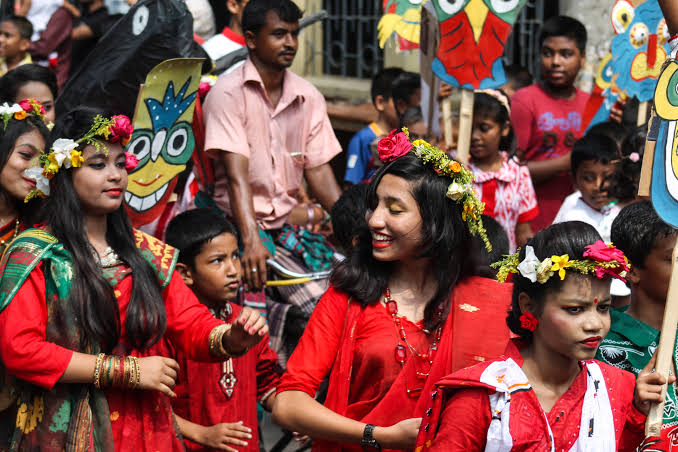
[0,0,677,451]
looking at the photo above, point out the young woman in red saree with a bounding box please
[0,107,268,451]
[272,130,513,451]
[416,221,669,451]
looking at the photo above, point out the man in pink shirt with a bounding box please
[202,0,342,364]
[510,16,589,231]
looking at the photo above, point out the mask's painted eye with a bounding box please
[436,0,465,15]
[629,23,649,48]
[166,127,188,157]
[611,0,634,34]
[658,19,670,45]
[489,0,521,14]
[127,134,151,161]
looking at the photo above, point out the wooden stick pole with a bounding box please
[427,79,436,137]
[638,112,658,197]
[646,241,678,436]
[442,97,453,147]
[638,101,649,126]
[456,89,474,165]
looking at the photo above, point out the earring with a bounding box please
[519,312,538,332]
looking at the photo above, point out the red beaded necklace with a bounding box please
[384,288,444,397]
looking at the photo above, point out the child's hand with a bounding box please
[225,307,268,354]
[634,352,676,416]
[137,356,180,398]
[199,421,252,452]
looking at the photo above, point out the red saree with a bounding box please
[277,276,512,452]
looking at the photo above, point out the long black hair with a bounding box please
[507,221,602,339]
[42,107,166,351]
[331,153,477,330]
[473,91,514,153]
[0,114,49,218]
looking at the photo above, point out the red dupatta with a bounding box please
[316,276,512,452]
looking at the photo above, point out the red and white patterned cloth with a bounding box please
[468,153,539,251]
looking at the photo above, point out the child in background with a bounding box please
[0,16,33,75]
[331,183,368,255]
[392,71,421,117]
[511,16,589,230]
[587,120,628,150]
[596,201,678,449]
[399,106,427,140]
[0,64,57,123]
[607,124,646,208]
[418,221,661,451]
[166,209,281,452]
[553,133,619,241]
[501,63,532,98]
[344,67,403,186]
[467,89,538,251]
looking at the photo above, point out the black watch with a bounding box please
[361,424,382,451]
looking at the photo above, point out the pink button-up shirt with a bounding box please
[202,58,341,230]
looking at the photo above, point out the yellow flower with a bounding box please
[69,150,84,168]
[13,110,26,120]
[412,139,426,147]
[45,153,60,175]
[402,126,409,136]
[550,254,573,280]
[462,203,476,222]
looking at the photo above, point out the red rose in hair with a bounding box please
[109,115,134,146]
[583,240,630,281]
[377,129,412,163]
[519,312,538,332]
[19,98,45,115]
[124,152,139,171]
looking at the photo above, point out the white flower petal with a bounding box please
[24,167,50,196]
[517,245,539,283]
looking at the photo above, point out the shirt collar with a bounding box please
[221,26,246,46]
[243,58,304,112]
[468,153,516,183]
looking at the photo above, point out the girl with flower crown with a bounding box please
[0,99,49,255]
[272,130,512,451]
[0,107,269,451]
[416,221,669,451]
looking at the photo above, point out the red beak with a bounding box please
[647,33,658,68]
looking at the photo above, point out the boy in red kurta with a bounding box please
[166,209,281,452]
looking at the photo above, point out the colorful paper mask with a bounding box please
[610,0,670,102]
[378,0,422,50]
[430,0,527,89]
[650,58,678,227]
[124,58,202,227]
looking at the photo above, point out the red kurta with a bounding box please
[278,276,513,452]
[418,340,645,451]
[172,302,280,452]
[0,263,225,451]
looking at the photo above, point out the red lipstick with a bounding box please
[580,336,602,348]
[104,188,122,196]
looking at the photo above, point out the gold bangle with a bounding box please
[133,356,141,388]
[208,324,232,358]
[93,353,105,388]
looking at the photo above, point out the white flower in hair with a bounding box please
[24,167,50,196]
[446,182,469,201]
[51,138,79,169]
[517,245,540,283]
[0,103,22,115]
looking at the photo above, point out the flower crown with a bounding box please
[491,240,630,284]
[0,99,46,129]
[24,114,136,201]
[377,128,490,250]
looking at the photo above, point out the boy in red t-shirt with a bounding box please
[166,208,281,452]
[510,16,589,231]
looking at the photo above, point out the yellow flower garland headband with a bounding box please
[491,241,630,284]
[376,128,490,250]
[24,114,134,201]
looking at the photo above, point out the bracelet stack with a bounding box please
[92,354,141,389]
[208,324,250,359]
